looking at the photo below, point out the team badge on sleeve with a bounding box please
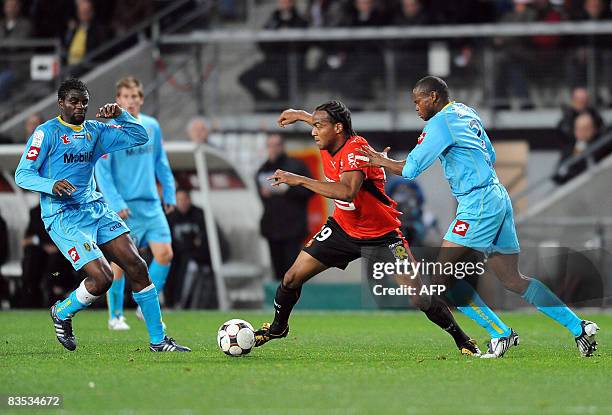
[417,132,426,145]
[452,220,470,237]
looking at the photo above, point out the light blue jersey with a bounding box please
[402,102,498,195]
[95,113,174,248]
[402,102,519,254]
[15,111,149,269]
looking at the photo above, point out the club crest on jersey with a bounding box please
[389,240,409,260]
[452,220,470,236]
[68,247,80,263]
[417,132,426,145]
[60,134,70,144]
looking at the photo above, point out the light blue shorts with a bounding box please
[124,200,171,249]
[47,200,130,270]
[443,183,520,256]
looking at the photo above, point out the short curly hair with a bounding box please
[57,78,89,101]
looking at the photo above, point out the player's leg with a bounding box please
[438,239,514,340]
[487,253,599,356]
[51,257,115,350]
[364,238,479,355]
[107,262,129,330]
[100,233,189,351]
[255,250,328,346]
[148,242,173,296]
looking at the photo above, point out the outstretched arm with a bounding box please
[277,109,314,128]
[93,104,149,158]
[268,169,363,203]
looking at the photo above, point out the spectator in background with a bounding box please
[0,0,31,100]
[24,112,43,142]
[565,0,612,88]
[557,86,603,142]
[307,0,346,27]
[238,0,308,110]
[187,116,210,145]
[30,0,75,38]
[256,134,313,281]
[391,0,430,87]
[493,0,536,110]
[553,111,610,184]
[20,205,76,307]
[166,189,229,308]
[63,0,112,74]
[111,0,153,50]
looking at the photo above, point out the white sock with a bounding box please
[75,280,100,305]
[135,283,155,294]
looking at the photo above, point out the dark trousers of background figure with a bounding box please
[19,246,77,308]
[238,56,291,106]
[167,254,218,309]
[266,237,303,281]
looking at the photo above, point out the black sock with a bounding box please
[423,296,470,348]
[270,283,302,333]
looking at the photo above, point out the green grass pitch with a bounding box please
[1,310,610,414]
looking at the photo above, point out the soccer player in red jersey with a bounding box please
[254,101,481,356]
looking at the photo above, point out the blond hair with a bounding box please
[115,76,144,98]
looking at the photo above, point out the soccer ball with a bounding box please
[217,319,255,356]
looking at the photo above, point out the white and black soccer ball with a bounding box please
[217,319,255,356]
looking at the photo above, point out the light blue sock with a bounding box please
[447,280,512,338]
[56,280,98,320]
[521,278,582,336]
[132,284,165,344]
[149,260,171,294]
[107,275,125,319]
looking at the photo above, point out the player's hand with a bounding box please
[117,208,131,219]
[277,109,303,127]
[52,179,76,197]
[96,103,122,119]
[164,203,176,214]
[267,169,302,187]
[357,145,391,168]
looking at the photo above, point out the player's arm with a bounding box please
[15,128,76,197]
[277,109,314,127]
[152,124,176,211]
[94,154,129,216]
[357,146,405,176]
[93,103,149,157]
[401,120,452,180]
[268,169,363,203]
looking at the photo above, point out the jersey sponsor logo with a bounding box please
[109,222,123,232]
[334,199,356,211]
[417,132,426,145]
[108,124,123,129]
[60,134,70,144]
[63,151,93,163]
[26,146,40,160]
[72,133,85,140]
[68,247,80,263]
[126,145,153,156]
[32,129,44,147]
[347,153,358,169]
[452,220,470,236]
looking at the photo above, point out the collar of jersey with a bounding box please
[442,101,455,111]
[57,116,84,132]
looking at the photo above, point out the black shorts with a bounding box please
[303,217,414,270]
